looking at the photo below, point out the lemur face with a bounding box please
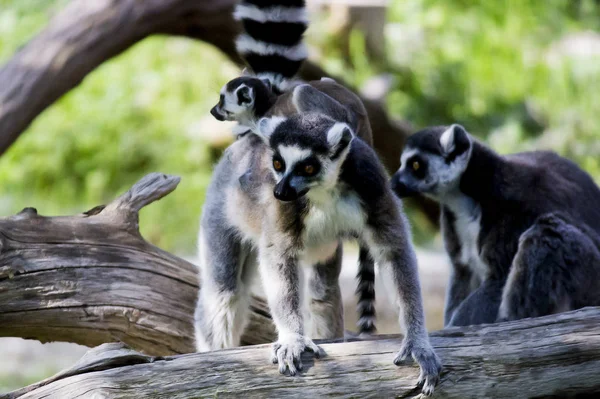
[257,114,353,202]
[391,124,472,200]
[210,76,272,122]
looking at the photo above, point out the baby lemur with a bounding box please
[391,124,600,326]
[196,111,441,395]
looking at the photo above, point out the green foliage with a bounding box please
[0,0,239,253]
[1,0,599,252]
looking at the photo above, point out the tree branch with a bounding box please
[0,172,275,356]
[7,307,600,399]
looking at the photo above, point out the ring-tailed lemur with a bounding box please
[391,124,600,326]
[195,113,442,396]
[210,0,377,334]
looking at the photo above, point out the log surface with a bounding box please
[6,307,600,399]
[0,173,275,355]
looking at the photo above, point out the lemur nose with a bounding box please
[274,185,297,202]
[390,174,417,198]
[210,106,225,121]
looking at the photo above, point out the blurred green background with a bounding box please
[0,0,599,253]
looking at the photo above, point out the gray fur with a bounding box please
[196,114,441,396]
[391,124,600,327]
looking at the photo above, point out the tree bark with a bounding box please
[0,173,275,356]
[7,307,600,399]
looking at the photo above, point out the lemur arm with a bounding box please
[440,207,477,326]
[363,198,441,396]
[258,230,320,376]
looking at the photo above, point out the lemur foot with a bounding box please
[394,338,442,396]
[271,333,322,376]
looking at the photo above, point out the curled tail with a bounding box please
[356,245,377,334]
[234,0,308,91]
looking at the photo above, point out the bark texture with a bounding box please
[7,307,600,399]
[0,173,276,356]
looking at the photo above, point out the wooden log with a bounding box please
[6,307,600,399]
[0,173,276,356]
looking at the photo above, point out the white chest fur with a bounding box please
[302,189,366,248]
[445,195,488,279]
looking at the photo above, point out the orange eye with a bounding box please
[304,165,315,175]
[273,159,283,171]
[412,161,420,171]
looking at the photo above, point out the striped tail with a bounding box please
[234,0,308,91]
[356,245,377,334]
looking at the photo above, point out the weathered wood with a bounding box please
[0,173,276,356]
[7,307,600,399]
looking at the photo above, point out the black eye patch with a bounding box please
[272,154,285,172]
[219,94,224,106]
[294,157,321,177]
[406,156,427,179]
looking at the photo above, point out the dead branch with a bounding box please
[0,173,275,356]
[7,307,600,399]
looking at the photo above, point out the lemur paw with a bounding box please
[270,334,322,376]
[394,338,442,396]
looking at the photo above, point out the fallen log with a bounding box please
[6,307,600,399]
[0,173,275,356]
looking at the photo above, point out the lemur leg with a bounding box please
[258,234,321,376]
[498,214,600,322]
[443,265,476,327]
[364,209,441,396]
[306,241,344,340]
[447,278,504,327]
[194,227,255,352]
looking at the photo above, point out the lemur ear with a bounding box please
[236,85,254,105]
[257,116,286,142]
[260,78,272,91]
[241,67,251,76]
[327,122,354,159]
[440,124,471,157]
[292,84,353,126]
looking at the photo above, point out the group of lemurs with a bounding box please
[194,0,600,395]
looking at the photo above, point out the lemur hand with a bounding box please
[394,337,442,396]
[271,333,322,376]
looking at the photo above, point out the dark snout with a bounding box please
[390,172,418,198]
[274,177,309,202]
[210,105,225,121]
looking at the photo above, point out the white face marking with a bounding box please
[218,84,253,122]
[278,145,311,173]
